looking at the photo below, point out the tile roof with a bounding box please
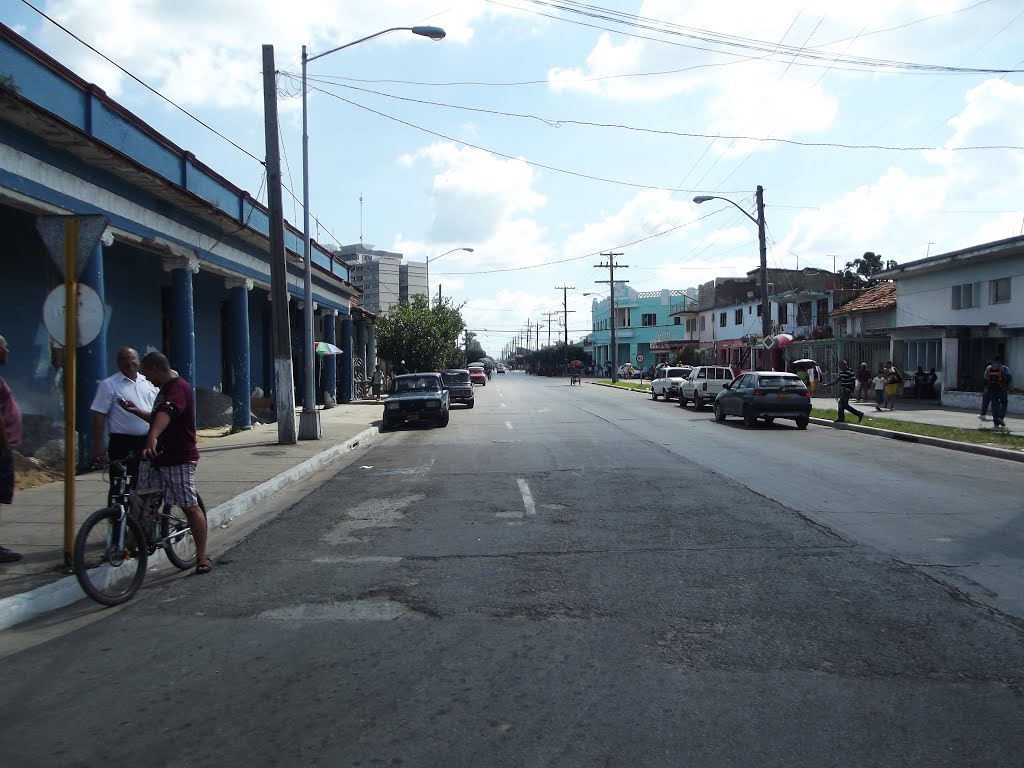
[830,282,896,316]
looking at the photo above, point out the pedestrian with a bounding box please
[795,365,809,387]
[884,361,902,411]
[978,360,993,422]
[983,354,1012,429]
[370,363,384,401]
[0,335,23,563]
[124,352,210,575]
[90,346,159,496]
[872,367,887,412]
[823,359,864,423]
[854,363,871,402]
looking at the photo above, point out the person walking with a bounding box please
[823,360,863,423]
[983,355,1012,429]
[370,364,384,401]
[978,359,993,422]
[0,335,23,563]
[854,363,871,402]
[872,367,887,412]
[90,346,158,496]
[884,361,902,411]
[124,352,210,575]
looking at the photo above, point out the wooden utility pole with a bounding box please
[555,285,576,365]
[262,45,297,444]
[542,311,559,347]
[595,253,627,382]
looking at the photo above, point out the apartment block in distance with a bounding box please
[336,243,428,313]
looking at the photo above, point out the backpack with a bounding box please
[986,365,1006,387]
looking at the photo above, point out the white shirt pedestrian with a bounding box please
[91,370,158,436]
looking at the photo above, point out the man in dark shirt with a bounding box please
[824,359,864,424]
[125,352,210,574]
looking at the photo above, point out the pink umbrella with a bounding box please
[773,333,794,347]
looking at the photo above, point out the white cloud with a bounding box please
[563,189,699,259]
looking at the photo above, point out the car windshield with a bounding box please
[442,372,470,384]
[395,377,440,393]
[757,375,802,388]
[666,368,687,377]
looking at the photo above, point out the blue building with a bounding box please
[0,25,372,462]
[588,285,697,373]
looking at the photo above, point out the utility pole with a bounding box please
[261,45,297,444]
[437,283,442,305]
[542,311,559,347]
[555,285,576,350]
[535,320,540,351]
[595,252,627,382]
[755,185,771,345]
[526,319,532,352]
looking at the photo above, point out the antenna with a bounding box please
[359,194,364,244]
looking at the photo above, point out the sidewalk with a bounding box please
[0,401,383,629]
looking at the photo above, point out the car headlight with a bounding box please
[426,400,441,409]
[385,402,400,410]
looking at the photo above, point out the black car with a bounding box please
[441,369,475,408]
[713,371,811,429]
[382,373,450,429]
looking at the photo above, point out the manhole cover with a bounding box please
[252,449,287,456]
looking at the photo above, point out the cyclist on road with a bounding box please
[122,352,211,575]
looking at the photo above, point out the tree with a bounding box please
[838,251,897,288]
[375,295,466,373]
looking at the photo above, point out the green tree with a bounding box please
[839,251,897,288]
[375,295,466,372]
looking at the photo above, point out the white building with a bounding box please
[336,244,428,313]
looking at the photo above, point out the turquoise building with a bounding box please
[588,285,697,373]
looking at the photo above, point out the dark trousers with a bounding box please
[837,389,863,422]
[107,433,146,504]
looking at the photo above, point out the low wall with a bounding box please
[943,390,1024,415]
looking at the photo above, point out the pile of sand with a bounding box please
[13,450,61,491]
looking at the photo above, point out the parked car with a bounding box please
[382,373,450,429]
[713,371,811,429]
[616,363,637,379]
[678,365,735,409]
[441,369,475,408]
[650,366,693,401]
[468,364,487,386]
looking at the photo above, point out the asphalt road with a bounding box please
[2,372,1022,767]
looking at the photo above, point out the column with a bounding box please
[296,300,317,405]
[226,277,253,431]
[321,308,338,404]
[356,318,368,382]
[163,253,199,389]
[76,237,108,463]
[367,324,378,371]
[339,313,354,403]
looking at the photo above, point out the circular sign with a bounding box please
[43,284,104,347]
[635,353,645,364]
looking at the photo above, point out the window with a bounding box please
[951,283,977,310]
[674,316,681,325]
[719,312,727,328]
[778,303,788,324]
[991,277,1011,304]
[642,313,657,327]
[816,298,829,322]
[734,309,743,325]
[700,316,706,331]
[905,339,941,372]
[797,302,812,325]
[756,304,763,317]
[747,305,752,314]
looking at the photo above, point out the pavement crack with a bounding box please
[402,543,856,562]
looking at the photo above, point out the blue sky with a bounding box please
[6,1,1024,357]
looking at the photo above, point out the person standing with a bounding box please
[0,335,23,563]
[124,352,210,575]
[855,363,871,402]
[984,355,1012,429]
[872,367,888,412]
[90,346,158,493]
[884,361,902,411]
[370,364,384,401]
[824,360,863,424]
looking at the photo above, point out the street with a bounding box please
[2,373,1023,767]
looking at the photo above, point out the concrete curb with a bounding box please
[592,381,1023,463]
[0,425,380,632]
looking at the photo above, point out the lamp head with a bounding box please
[412,26,446,41]
[692,195,713,204]
[463,247,474,252]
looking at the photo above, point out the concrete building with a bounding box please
[589,286,697,372]
[335,244,428,312]
[400,261,427,305]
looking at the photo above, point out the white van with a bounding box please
[678,366,735,408]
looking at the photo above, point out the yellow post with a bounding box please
[63,219,79,567]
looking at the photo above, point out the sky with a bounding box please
[6,0,1024,357]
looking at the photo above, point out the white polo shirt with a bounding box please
[90,371,159,436]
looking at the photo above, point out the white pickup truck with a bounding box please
[650,366,693,401]
[678,365,736,408]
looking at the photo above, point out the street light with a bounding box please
[693,185,771,348]
[426,247,474,301]
[298,25,446,439]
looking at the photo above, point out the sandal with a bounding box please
[195,559,213,575]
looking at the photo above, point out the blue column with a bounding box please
[165,255,197,389]
[356,318,368,380]
[367,325,377,371]
[321,309,338,402]
[76,239,107,463]
[339,313,354,403]
[228,278,252,430]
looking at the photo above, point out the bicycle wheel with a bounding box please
[73,507,148,606]
[161,494,207,570]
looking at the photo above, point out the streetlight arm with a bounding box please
[426,246,474,265]
[307,26,445,63]
[692,195,758,227]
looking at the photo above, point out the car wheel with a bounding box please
[439,410,450,427]
[651,389,658,400]
[796,416,809,430]
[764,416,774,425]
[743,405,757,428]
[713,402,726,422]
[678,396,689,408]
[467,400,475,409]
[693,393,703,409]
[482,381,486,386]
[380,418,393,431]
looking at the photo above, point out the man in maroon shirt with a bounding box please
[126,352,210,574]
[0,335,23,563]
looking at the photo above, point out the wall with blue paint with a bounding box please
[101,242,165,369]
[192,270,226,390]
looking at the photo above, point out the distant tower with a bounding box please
[359,194,363,244]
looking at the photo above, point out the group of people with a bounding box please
[0,339,210,574]
[850,362,905,412]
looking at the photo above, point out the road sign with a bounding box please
[36,214,108,279]
[635,353,644,364]
[761,335,775,349]
[43,284,104,347]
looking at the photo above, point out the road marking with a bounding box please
[517,478,536,516]
[505,421,514,430]
[500,402,507,408]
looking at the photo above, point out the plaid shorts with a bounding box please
[138,460,199,508]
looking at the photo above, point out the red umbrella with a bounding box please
[773,333,794,347]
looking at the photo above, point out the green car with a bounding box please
[382,373,450,430]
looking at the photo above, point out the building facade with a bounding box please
[336,244,428,312]
[589,286,697,372]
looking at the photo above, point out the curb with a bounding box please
[0,425,380,632]
[592,382,1023,463]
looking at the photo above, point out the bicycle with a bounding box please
[73,456,203,606]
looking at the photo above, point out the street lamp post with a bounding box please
[693,185,770,359]
[426,247,473,303]
[298,25,446,440]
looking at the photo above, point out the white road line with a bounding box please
[517,478,537,516]
[505,421,514,430]
[500,402,507,408]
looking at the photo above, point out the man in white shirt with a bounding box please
[90,347,158,490]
